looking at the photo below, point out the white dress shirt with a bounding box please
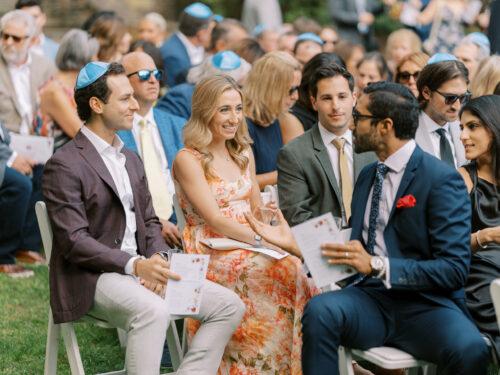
[419,111,458,167]
[8,54,33,135]
[176,31,205,66]
[132,110,175,197]
[362,140,417,288]
[81,126,138,274]
[318,124,354,187]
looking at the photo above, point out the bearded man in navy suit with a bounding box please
[301,82,490,375]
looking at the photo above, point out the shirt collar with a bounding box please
[382,139,416,173]
[420,111,450,134]
[133,108,156,129]
[81,125,124,155]
[318,122,353,146]
[7,52,32,70]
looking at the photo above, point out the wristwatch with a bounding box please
[254,234,262,248]
[370,256,385,278]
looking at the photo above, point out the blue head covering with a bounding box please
[252,24,266,37]
[427,53,458,65]
[297,32,324,45]
[467,32,490,51]
[212,51,241,71]
[214,14,224,23]
[184,2,213,19]
[75,61,110,90]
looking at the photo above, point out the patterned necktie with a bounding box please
[139,120,173,220]
[435,128,455,167]
[332,138,353,222]
[366,163,389,254]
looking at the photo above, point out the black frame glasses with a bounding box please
[397,70,420,83]
[352,108,380,124]
[434,90,471,105]
[0,31,29,43]
[127,69,163,81]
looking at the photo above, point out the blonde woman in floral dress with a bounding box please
[173,75,316,374]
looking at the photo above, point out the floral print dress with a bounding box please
[175,148,316,375]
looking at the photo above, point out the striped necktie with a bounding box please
[366,163,389,254]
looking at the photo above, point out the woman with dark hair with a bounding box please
[458,95,500,361]
[355,52,389,93]
[280,52,346,143]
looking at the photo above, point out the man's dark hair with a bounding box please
[15,0,42,9]
[309,63,353,99]
[178,11,212,37]
[233,38,264,64]
[363,82,420,140]
[209,18,245,51]
[299,52,346,110]
[74,62,125,122]
[416,60,469,107]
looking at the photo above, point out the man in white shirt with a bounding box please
[302,82,488,375]
[415,56,469,168]
[278,64,375,226]
[42,61,244,374]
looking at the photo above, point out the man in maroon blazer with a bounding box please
[42,61,244,374]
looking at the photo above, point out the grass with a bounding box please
[0,265,172,375]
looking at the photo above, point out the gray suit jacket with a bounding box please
[415,112,467,168]
[0,123,13,186]
[277,125,376,226]
[0,53,55,133]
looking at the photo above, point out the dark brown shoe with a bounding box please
[15,250,47,266]
[0,264,34,278]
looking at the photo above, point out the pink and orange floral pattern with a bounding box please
[175,148,317,374]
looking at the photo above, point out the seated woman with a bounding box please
[37,29,98,150]
[243,51,301,189]
[173,75,315,374]
[394,52,429,98]
[458,95,500,361]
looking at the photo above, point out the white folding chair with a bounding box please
[36,201,184,374]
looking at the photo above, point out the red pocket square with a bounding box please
[397,194,416,209]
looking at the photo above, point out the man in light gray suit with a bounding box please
[278,64,375,227]
[416,57,468,168]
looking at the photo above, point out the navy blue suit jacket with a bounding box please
[156,83,195,120]
[160,33,191,88]
[350,146,471,312]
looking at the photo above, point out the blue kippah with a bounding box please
[75,61,110,90]
[212,51,241,71]
[427,53,458,65]
[468,32,490,50]
[252,24,266,37]
[184,2,213,19]
[214,14,224,23]
[297,32,324,45]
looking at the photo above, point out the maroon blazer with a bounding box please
[42,130,167,323]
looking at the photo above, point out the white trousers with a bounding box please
[89,273,245,375]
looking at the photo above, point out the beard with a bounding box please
[353,130,376,153]
[1,45,29,65]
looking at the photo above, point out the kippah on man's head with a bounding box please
[183,2,213,19]
[75,61,110,90]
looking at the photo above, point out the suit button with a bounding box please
[114,238,121,245]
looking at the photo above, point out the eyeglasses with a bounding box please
[127,69,163,81]
[397,71,420,83]
[321,39,339,45]
[434,90,471,105]
[0,32,29,43]
[288,85,299,96]
[352,108,380,124]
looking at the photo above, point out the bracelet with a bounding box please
[476,230,488,249]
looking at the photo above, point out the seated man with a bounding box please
[301,82,489,375]
[42,61,244,374]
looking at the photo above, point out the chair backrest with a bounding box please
[173,194,186,233]
[490,278,500,330]
[35,201,53,262]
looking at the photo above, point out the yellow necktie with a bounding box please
[139,120,173,220]
[332,138,353,222]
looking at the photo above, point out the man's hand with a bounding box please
[134,253,181,284]
[140,278,165,296]
[11,155,36,175]
[321,240,372,275]
[160,219,182,248]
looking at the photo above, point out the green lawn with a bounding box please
[0,265,172,375]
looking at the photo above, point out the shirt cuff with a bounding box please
[379,256,391,289]
[124,256,140,275]
[6,151,17,168]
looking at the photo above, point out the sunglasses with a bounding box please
[434,90,471,105]
[289,85,299,96]
[352,108,380,124]
[127,69,163,81]
[397,71,420,83]
[1,31,29,43]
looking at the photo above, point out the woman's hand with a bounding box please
[244,209,301,257]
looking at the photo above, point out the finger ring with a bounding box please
[345,252,349,258]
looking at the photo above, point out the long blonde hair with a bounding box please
[183,75,252,179]
[470,56,500,98]
[243,51,301,125]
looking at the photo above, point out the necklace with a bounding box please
[213,151,231,162]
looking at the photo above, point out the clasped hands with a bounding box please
[134,253,181,296]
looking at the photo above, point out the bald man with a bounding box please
[118,52,186,248]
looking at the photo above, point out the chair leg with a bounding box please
[339,346,355,375]
[44,310,60,375]
[166,320,183,371]
[116,328,127,349]
[61,323,85,375]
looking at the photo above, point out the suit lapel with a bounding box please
[153,109,174,166]
[350,163,376,238]
[311,126,342,203]
[0,56,23,119]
